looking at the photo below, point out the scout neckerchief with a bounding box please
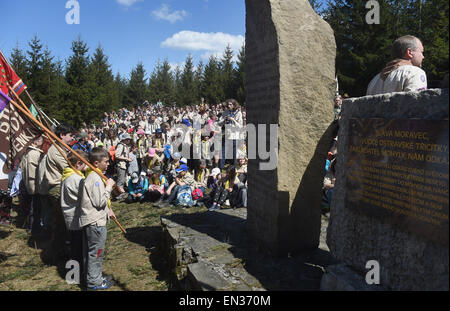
[62,167,84,182]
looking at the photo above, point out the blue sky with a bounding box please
[2,0,329,78]
[1,0,247,78]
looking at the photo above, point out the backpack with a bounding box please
[175,185,194,207]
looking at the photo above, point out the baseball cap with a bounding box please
[211,168,221,177]
[148,148,156,157]
[180,157,188,164]
[176,164,189,173]
[131,172,139,183]
[121,133,131,141]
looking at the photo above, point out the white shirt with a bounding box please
[366,65,427,95]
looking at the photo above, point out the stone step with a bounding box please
[160,208,337,291]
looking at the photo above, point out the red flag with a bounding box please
[0,100,42,190]
[0,51,27,96]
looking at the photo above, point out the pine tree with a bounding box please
[173,65,183,106]
[64,36,91,127]
[221,45,235,100]
[26,35,44,105]
[180,54,197,106]
[203,55,223,105]
[158,59,174,105]
[114,72,127,111]
[233,44,246,105]
[124,62,148,108]
[87,45,116,123]
[9,42,28,83]
[194,60,204,100]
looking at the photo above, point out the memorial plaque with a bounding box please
[345,118,449,245]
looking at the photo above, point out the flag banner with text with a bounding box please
[0,100,42,190]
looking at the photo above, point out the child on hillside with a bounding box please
[79,147,116,291]
[60,150,89,273]
[126,171,148,203]
[147,166,168,204]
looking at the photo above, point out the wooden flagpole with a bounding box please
[7,89,126,234]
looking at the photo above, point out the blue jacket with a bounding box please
[72,141,92,154]
[128,177,148,195]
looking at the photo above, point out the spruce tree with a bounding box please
[9,42,28,83]
[158,59,174,105]
[203,55,223,105]
[221,44,235,100]
[181,54,197,106]
[124,62,148,108]
[233,44,246,105]
[64,36,91,127]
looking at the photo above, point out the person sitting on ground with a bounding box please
[159,164,197,207]
[166,152,181,184]
[144,147,163,172]
[208,165,240,211]
[126,171,148,204]
[194,159,210,194]
[236,157,248,184]
[146,166,168,204]
[153,128,165,153]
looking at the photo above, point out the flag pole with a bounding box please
[7,88,126,234]
[25,90,56,127]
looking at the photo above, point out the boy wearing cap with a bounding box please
[73,132,92,154]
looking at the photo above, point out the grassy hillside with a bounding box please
[0,200,206,291]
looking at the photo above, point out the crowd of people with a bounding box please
[0,98,249,290]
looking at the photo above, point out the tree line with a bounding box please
[9,35,245,127]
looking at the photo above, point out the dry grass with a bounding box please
[0,200,207,291]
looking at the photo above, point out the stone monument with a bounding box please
[245,0,336,255]
[325,89,449,290]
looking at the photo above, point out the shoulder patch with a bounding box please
[420,75,426,82]
[95,181,100,187]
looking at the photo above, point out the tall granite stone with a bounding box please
[327,89,449,290]
[245,0,336,255]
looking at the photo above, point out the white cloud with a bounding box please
[161,31,245,61]
[116,0,143,7]
[152,4,188,23]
